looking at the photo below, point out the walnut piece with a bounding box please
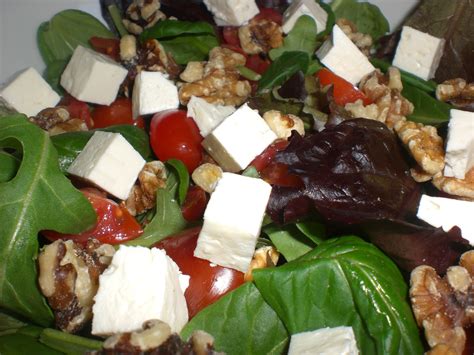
[238,18,283,55]
[432,171,474,201]
[125,161,167,216]
[122,0,166,35]
[29,107,88,135]
[263,110,305,139]
[38,239,115,333]
[244,246,280,282]
[120,35,137,62]
[337,18,373,56]
[191,163,223,193]
[179,47,251,106]
[410,251,474,355]
[436,78,474,111]
[180,61,205,83]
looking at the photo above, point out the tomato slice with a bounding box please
[89,36,120,61]
[150,110,203,173]
[92,97,135,128]
[261,162,304,187]
[155,227,245,318]
[246,54,271,75]
[60,94,93,128]
[250,139,289,172]
[222,26,240,46]
[181,186,208,222]
[253,8,283,25]
[43,188,142,245]
[316,68,372,106]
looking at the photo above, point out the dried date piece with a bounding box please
[38,239,115,332]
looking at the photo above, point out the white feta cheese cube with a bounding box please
[194,173,272,272]
[203,0,259,26]
[187,96,235,137]
[67,131,145,200]
[282,0,328,34]
[92,246,189,335]
[316,25,375,85]
[392,26,445,81]
[0,67,60,117]
[444,109,474,179]
[132,71,179,118]
[288,327,359,355]
[60,45,128,105]
[417,195,474,244]
[202,103,277,172]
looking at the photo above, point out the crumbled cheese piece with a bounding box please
[288,327,359,355]
[203,0,259,26]
[282,0,328,34]
[187,96,235,137]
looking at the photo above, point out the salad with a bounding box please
[1,0,473,354]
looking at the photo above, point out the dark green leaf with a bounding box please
[258,51,310,93]
[248,92,305,117]
[269,16,318,60]
[402,83,451,125]
[0,116,96,327]
[181,283,289,355]
[39,328,103,354]
[125,186,186,247]
[43,60,68,94]
[330,0,389,40]
[317,1,336,39]
[370,58,437,93]
[295,221,327,245]
[253,236,424,355]
[160,35,219,64]
[264,224,315,261]
[165,159,189,205]
[0,313,27,335]
[0,150,20,183]
[140,19,216,40]
[51,125,151,172]
[0,326,61,355]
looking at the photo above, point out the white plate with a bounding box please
[0,0,419,84]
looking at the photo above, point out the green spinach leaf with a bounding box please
[330,0,389,40]
[51,125,151,172]
[258,51,310,93]
[140,20,218,64]
[181,282,288,355]
[254,236,424,355]
[0,150,20,183]
[165,159,189,205]
[264,224,315,261]
[295,221,327,245]
[0,326,61,355]
[0,116,96,327]
[37,10,115,89]
[402,83,451,125]
[269,16,318,60]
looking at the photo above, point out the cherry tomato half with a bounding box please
[261,162,304,187]
[150,110,203,173]
[43,188,142,245]
[181,186,208,222]
[89,36,120,61]
[222,27,240,46]
[253,8,283,25]
[250,139,289,172]
[92,98,135,128]
[155,227,245,318]
[60,94,93,128]
[246,54,271,75]
[316,68,372,106]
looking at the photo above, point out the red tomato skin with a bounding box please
[222,27,240,46]
[253,8,283,25]
[155,227,245,318]
[246,54,271,75]
[316,68,372,106]
[181,186,208,222]
[89,37,120,61]
[250,139,289,172]
[150,110,203,173]
[92,98,135,128]
[43,188,142,245]
[260,162,304,187]
[60,94,93,128]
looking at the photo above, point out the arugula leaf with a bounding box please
[264,224,315,261]
[0,116,96,326]
[0,150,20,183]
[39,328,102,354]
[140,20,218,64]
[126,176,186,247]
[330,0,389,40]
[165,159,189,205]
[51,125,151,172]
[0,326,61,355]
[295,220,327,245]
[181,283,289,355]
[269,16,318,60]
[258,51,310,93]
[402,83,451,125]
[254,236,424,355]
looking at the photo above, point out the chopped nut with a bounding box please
[244,246,279,282]
[263,110,305,139]
[192,163,223,193]
[125,161,167,216]
[388,66,403,91]
[337,18,373,56]
[432,171,474,201]
[436,79,467,102]
[410,166,435,183]
[29,107,88,135]
[120,35,137,62]
[345,100,382,122]
[38,239,115,333]
[394,120,445,175]
[179,47,251,106]
[122,0,166,35]
[238,18,283,55]
[410,251,474,355]
[428,344,458,355]
[180,61,205,83]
